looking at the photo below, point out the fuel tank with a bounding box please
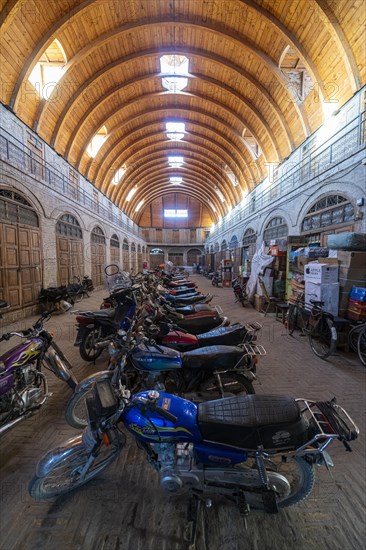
[123,391,202,442]
[0,339,43,371]
[131,343,182,372]
[161,331,198,351]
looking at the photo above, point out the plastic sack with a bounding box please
[246,242,274,301]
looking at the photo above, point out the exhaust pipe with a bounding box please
[0,395,48,436]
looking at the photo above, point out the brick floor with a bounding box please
[0,276,365,550]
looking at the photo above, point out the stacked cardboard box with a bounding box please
[337,252,366,315]
[304,263,339,316]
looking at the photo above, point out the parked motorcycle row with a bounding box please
[39,275,94,312]
[0,266,360,544]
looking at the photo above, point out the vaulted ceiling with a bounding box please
[0,0,364,225]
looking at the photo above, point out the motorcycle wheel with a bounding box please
[29,433,123,500]
[79,327,104,362]
[236,457,315,510]
[198,372,254,399]
[65,388,94,429]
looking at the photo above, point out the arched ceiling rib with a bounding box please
[0,0,364,225]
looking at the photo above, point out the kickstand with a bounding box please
[184,495,202,550]
[236,488,250,529]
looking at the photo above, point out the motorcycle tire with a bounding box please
[65,388,95,429]
[198,372,254,399]
[29,433,124,500]
[79,327,104,362]
[239,457,315,510]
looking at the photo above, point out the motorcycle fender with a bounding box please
[44,348,78,388]
[74,370,112,394]
[316,451,334,468]
[74,325,94,346]
[36,435,84,477]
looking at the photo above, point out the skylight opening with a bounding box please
[28,39,66,100]
[135,199,145,212]
[168,156,184,168]
[214,188,225,203]
[170,177,183,184]
[226,170,238,187]
[126,186,137,201]
[164,209,188,218]
[160,55,189,92]
[166,122,185,141]
[87,126,108,158]
[112,167,126,185]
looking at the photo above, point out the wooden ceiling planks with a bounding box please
[0,0,364,224]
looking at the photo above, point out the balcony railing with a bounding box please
[208,109,366,239]
[0,126,141,238]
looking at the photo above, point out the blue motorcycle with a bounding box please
[29,381,358,545]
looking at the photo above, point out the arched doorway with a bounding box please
[130,243,136,272]
[0,189,42,310]
[187,248,202,266]
[301,194,355,245]
[56,214,84,285]
[110,233,120,265]
[137,244,142,271]
[149,248,164,268]
[263,217,289,244]
[242,228,257,273]
[90,226,106,287]
[229,235,240,276]
[122,239,129,270]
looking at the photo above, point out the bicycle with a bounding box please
[348,322,366,366]
[287,293,337,360]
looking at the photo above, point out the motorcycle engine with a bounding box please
[15,367,44,410]
[154,443,201,494]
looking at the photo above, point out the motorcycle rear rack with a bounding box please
[258,399,360,460]
[240,343,266,356]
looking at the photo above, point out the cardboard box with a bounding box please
[254,293,265,312]
[337,251,366,269]
[305,282,339,316]
[296,255,309,273]
[304,263,339,284]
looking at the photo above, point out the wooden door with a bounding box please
[91,242,106,287]
[56,237,84,285]
[0,223,42,309]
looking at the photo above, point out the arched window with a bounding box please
[301,195,355,243]
[110,233,119,247]
[263,217,288,244]
[91,226,106,244]
[0,189,39,227]
[123,239,129,250]
[221,240,227,251]
[242,228,257,272]
[56,214,82,239]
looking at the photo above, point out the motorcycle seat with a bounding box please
[197,323,246,346]
[198,395,308,450]
[181,345,246,370]
[79,309,116,319]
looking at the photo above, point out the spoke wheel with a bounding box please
[309,316,336,360]
[29,434,124,500]
[357,326,366,366]
[236,457,315,510]
[80,327,104,361]
[287,304,298,336]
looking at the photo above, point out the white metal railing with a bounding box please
[0,126,141,238]
[207,109,366,241]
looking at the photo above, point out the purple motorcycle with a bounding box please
[0,302,77,437]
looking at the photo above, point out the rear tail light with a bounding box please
[76,316,90,325]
